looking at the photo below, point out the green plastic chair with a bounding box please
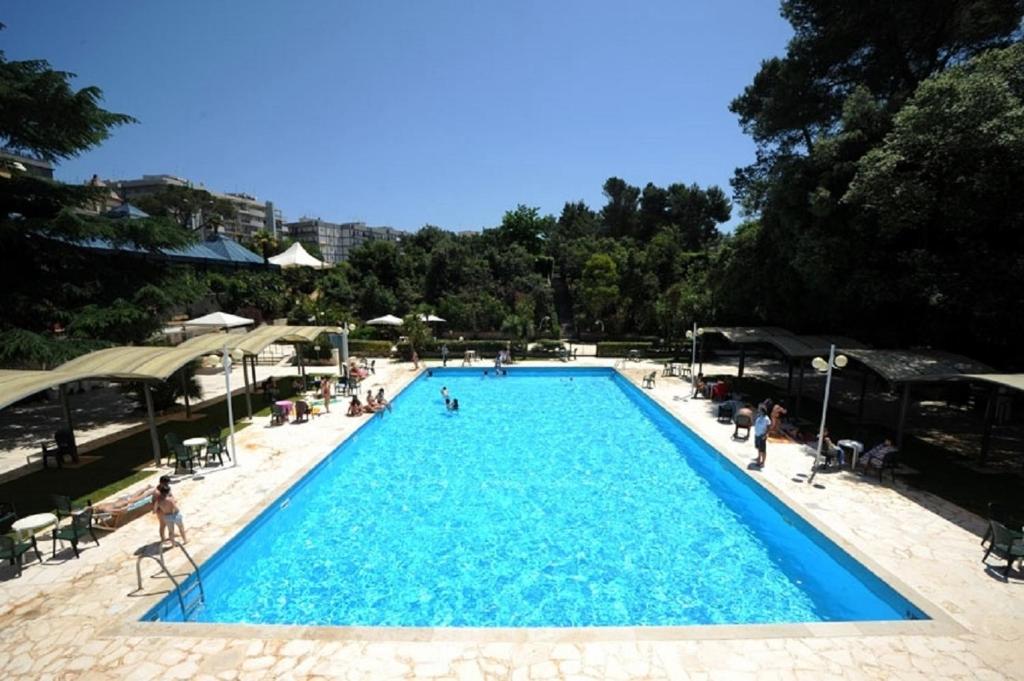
[206,430,230,465]
[50,494,91,524]
[0,534,40,576]
[163,433,184,467]
[982,520,1024,579]
[51,507,99,559]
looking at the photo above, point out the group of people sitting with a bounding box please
[347,388,391,416]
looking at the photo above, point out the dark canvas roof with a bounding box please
[843,348,995,384]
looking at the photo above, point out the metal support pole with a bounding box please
[180,369,192,419]
[786,361,794,395]
[857,370,869,423]
[690,322,698,396]
[808,344,836,484]
[738,347,746,379]
[223,344,238,467]
[979,386,996,464]
[242,356,253,420]
[795,363,805,419]
[144,384,161,468]
[896,383,911,448]
[341,327,350,367]
[58,384,74,432]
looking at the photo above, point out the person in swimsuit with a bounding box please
[154,479,186,546]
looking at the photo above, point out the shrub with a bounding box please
[395,340,522,361]
[596,341,653,357]
[347,340,393,356]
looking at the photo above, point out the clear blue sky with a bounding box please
[4,2,791,232]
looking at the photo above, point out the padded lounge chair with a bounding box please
[93,492,154,531]
[51,507,99,559]
[982,520,1024,579]
[0,534,40,576]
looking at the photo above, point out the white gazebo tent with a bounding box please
[366,314,404,326]
[182,311,255,329]
[268,242,328,270]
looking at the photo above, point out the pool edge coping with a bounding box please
[113,365,965,642]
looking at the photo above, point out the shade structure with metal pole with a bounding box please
[808,344,847,484]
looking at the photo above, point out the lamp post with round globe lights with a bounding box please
[222,344,245,466]
[686,323,705,395]
[808,344,847,483]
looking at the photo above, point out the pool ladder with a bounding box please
[135,540,205,621]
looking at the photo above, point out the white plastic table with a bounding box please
[182,437,207,464]
[11,512,58,540]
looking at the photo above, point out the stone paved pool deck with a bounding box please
[0,359,1021,680]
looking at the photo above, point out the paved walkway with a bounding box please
[0,359,1020,680]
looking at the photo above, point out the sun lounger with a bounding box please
[93,492,154,530]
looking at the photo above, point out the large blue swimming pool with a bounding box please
[145,368,926,626]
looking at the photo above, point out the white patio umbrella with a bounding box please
[268,242,328,269]
[419,314,447,323]
[182,311,254,329]
[366,314,404,326]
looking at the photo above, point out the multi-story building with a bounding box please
[110,174,283,240]
[284,218,404,264]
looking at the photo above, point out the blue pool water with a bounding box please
[145,368,926,626]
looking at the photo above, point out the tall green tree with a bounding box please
[0,44,198,366]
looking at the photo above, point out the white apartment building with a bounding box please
[284,218,404,264]
[111,174,283,240]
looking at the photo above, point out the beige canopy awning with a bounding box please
[56,345,216,382]
[0,369,105,411]
[229,325,337,356]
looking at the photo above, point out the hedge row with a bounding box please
[347,340,394,356]
[596,342,652,357]
[395,340,521,361]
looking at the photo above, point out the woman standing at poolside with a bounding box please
[153,478,186,546]
[321,376,332,413]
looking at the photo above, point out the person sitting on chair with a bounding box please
[770,401,788,437]
[858,439,896,473]
[692,373,706,398]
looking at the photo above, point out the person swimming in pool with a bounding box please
[447,398,459,412]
